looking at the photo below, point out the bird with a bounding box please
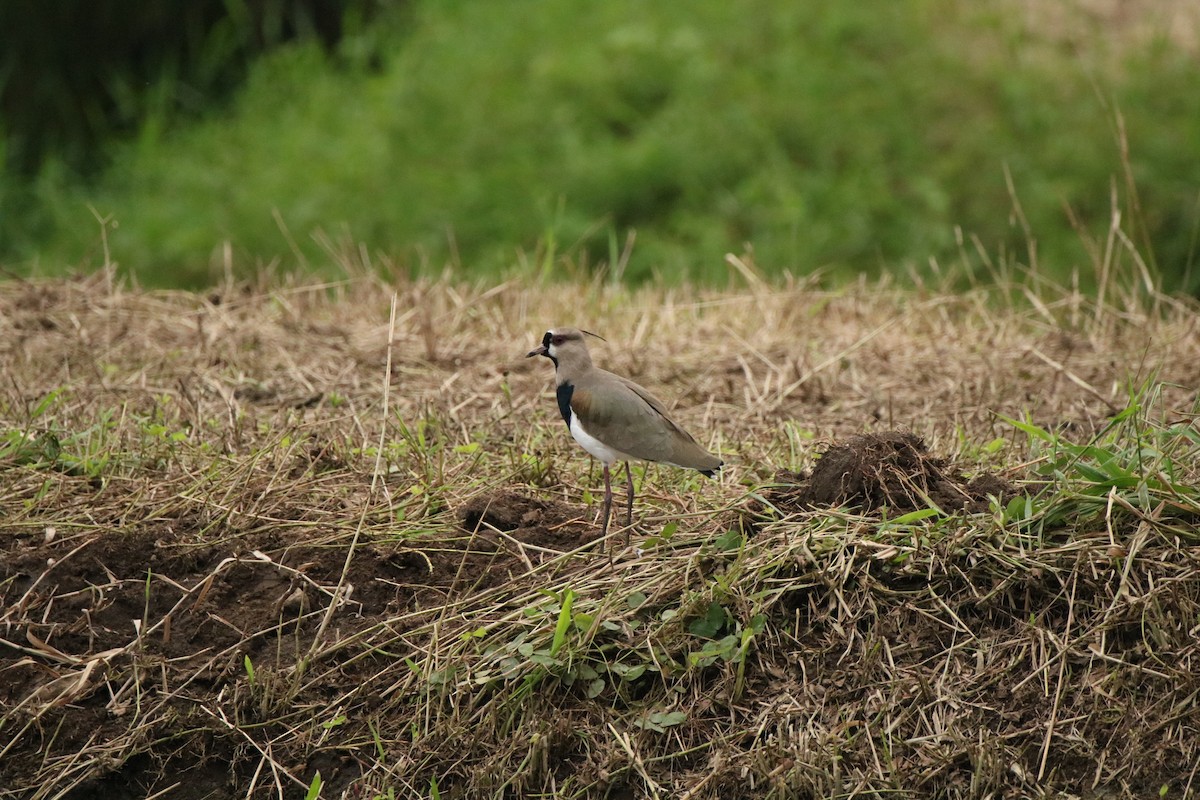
[526,327,722,546]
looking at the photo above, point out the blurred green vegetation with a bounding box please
[0,0,360,177]
[2,0,1198,291]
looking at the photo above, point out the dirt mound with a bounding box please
[462,489,584,535]
[765,431,1017,516]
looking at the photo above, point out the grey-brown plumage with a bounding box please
[527,327,722,545]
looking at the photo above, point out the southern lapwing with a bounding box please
[527,327,722,545]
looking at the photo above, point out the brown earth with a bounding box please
[2,490,593,799]
[763,431,1019,517]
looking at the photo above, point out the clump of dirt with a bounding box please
[460,489,594,551]
[461,490,571,533]
[765,431,1018,516]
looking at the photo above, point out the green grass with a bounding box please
[4,0,1199,290]
[998,385,1200,541]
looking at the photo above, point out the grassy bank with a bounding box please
[3,0,1199,290]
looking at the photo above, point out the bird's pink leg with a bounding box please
[600,464,613,544]
[623,462,635,543]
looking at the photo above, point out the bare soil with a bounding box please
[3,490,592,800]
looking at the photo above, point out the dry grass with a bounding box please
[1009,0,1200,57]
[1,265,1199,799]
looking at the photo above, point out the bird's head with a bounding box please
[527,327,604,371]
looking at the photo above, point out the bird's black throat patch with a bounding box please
[555,382,574,427]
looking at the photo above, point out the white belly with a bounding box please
[570,414,636,465]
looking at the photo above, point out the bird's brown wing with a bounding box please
[572,370,719,471]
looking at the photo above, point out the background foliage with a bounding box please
[0,0,361,176]
[2,0,1198,290]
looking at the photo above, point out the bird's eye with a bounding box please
[551,335,567,346]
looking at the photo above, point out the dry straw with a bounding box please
[1,265,1198,799]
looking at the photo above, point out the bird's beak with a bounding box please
[526,344,548,358]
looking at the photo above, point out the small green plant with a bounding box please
[243,655,257,686]
[997,389,1200,540]
[632,709,688,732]
[321,714,347,731]
[1,429,62,469]
[304,771,322,800]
